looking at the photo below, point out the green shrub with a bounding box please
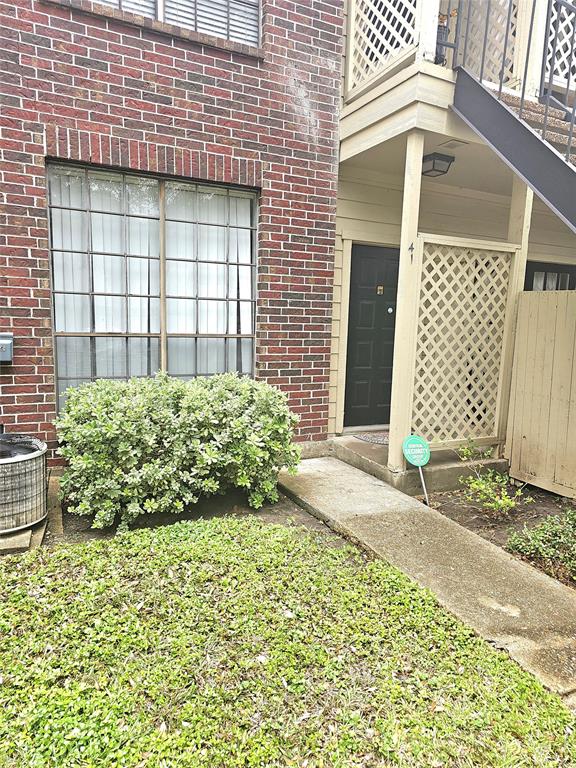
[461,469,525,514]
[56,373,300,530]
[456,440,530,515]
[507,508,576,582]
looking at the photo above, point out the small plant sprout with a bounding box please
[456,440,531,515]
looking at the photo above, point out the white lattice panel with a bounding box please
[411,241,512,445]
[458,0,518,86]
[350,0,417,90]
[546,1,576,90]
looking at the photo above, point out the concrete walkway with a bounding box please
[280,457,576,703]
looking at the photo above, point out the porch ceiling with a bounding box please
[340,131,515,197]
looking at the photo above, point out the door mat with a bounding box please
[353,431,389,445]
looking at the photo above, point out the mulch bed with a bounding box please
[429,483,575,586]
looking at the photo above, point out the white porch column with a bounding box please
[520,0,549,99]
[387,130,425,472]
[417,0,441,64]
[496,175,534,454]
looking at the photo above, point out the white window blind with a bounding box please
[48,166,257,409]
[95,0,260,45]
[97,0,156,17]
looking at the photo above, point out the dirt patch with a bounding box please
[429,483,575,582]
[43,482,345,551]
[429,484,570,548]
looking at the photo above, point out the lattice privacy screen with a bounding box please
[546,0,576,90]
[455,0,518,86]
[349,0,417,90]
[411,241,512,445]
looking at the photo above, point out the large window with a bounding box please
[97,0,260,46]
[48,166,256,408]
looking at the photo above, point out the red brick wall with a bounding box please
[0,0,342,460]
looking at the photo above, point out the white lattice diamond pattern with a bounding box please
[546,2,576,89]
[411,243,512,444]
[351,0,417,90]
[459,0,518,85]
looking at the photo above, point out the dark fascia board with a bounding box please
[452,67,576,235]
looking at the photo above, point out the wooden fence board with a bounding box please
[508,291,576,498]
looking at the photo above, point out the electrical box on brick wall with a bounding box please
[0,333,14,364]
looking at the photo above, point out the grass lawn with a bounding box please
[1,517,575,767]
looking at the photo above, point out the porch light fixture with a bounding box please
[422,152,455,177]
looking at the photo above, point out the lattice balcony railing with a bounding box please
[348,0,418,91]
[546,0,576,91]
[411,239,513,446]
[445,0,519,86]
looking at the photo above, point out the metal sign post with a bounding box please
[402,435,431,505]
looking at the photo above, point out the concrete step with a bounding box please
[496,92,576,164]
[0,529,32,555]
[280,457,576,701]
[0,519,47,556]
[331,434,508,496]
[498,91,569,122]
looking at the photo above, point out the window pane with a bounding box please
[128,297,160,333]
[167,337,196,377]
[545,272,558,291]
[95,337,127,378]
[198,300,226,333]
[198,186,227,224]
[58,379,90,411]
[166,183,196,221]
[129,337,160,377]
[127,217,160,257]
[229,227,252,263]
[50,209,86,251]
[91,212,124,254]
[49,168,84,208]
[164,0,258,43]
[227,338,253,374]
[196,0,228,41]
[128,257,160,296]
[229,193,254,226]
[166,221,196,260]
[52,252,90,293]
[167,299,196,333]
[56,337,91,379]
[94,296,126,332]
[167,261,196,297]
[164,0,195,29]
[228,301,253,334]
[127,177,160,216]
[54,294,91,332]
[198,263,226,298]
[229,0,259,45]
[198,224,226,262]
[122,0,156,18]
[532,271,545,291]
[197,338,226,374]
[89,173,123,213]
[92,254,125,294]
[228,265,252,299]
[559,273,570,290]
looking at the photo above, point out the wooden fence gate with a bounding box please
[507,291,576,498]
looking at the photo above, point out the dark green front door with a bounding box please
[344,245,399,428]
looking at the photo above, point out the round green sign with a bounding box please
[402,435,430,467]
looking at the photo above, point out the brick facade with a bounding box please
[0,0,342,460]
